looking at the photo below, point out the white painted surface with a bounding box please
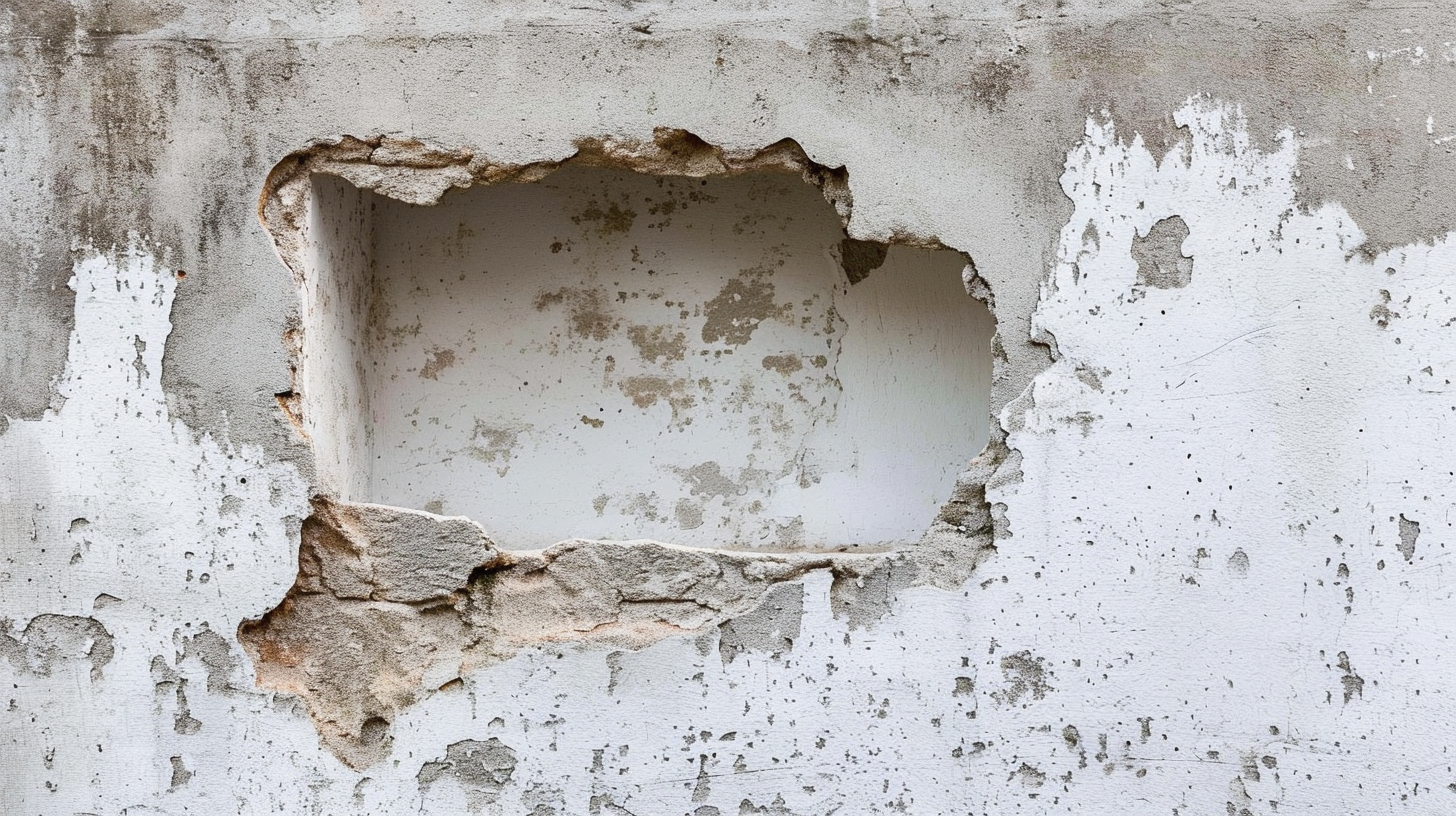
[301,174,375,501]
[308,166,993,550]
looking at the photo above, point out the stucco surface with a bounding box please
[5,1,1456,813]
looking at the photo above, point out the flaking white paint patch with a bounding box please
[0,242,323,814]
[981,98,1456,811]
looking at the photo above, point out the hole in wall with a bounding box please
[291,149,993,552]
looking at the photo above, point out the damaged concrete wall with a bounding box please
[5,1,1456,813]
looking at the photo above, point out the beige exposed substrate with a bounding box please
[248,131,1005,766]
[238,491,998,767]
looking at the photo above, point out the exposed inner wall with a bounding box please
[306,163,994,551]
[299,174,375,501]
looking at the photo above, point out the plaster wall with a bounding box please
[5,1,1456,814]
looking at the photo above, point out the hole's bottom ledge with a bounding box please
[238,495,992,768]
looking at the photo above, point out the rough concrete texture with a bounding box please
[6,1,1456,812]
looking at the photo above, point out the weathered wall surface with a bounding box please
[4,1,1456,813]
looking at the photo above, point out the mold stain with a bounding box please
[419,347,456,380]
[627,324,687,363]
[700,268,782,346]
[760,354,804,375]
[572,198,637,237]
[618,375,695,423]
[534,287,617,343]
[467,422,528,476]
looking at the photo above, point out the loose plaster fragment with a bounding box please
[298,496,501,604]
[717,582,804,664]
[239,590,473,769]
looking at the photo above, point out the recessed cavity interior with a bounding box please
[298,164,993,550]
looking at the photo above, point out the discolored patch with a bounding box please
[760,354,803,375]
[467,422,528,476]
[419,347,456,379]
[1130,215,1193,289]
[619,376,695,423]
[701,268,780,346]
[534,287,617,342]
[572,199,637,237]
[717,582,804,663]
[627,324,687,364]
